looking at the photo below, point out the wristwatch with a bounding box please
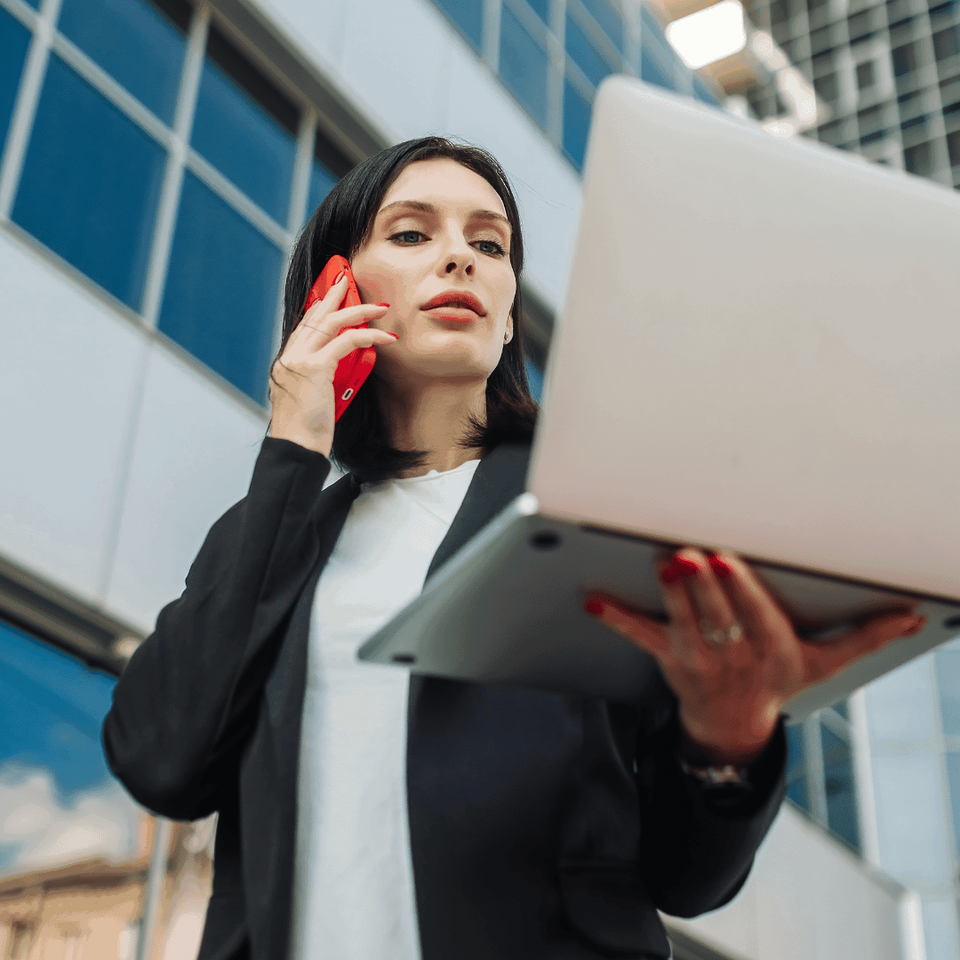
[678,757,751,788]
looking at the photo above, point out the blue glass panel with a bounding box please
[566,13,615,89]
[525,359,543,402]
[434,0,483,50]
[57,0,187,123]
[821,724,860,851]
[640,6,683,92]
[641,51,672,90]
[1,9,31,154]
[191,54,296,222]
[936,649,960,736]
[945,752,960,859]
[523,0,550,25]
[308,159,338,219]
[0,619,144,874]
[13,56,166,309]
[579,0,624,52]
[499,5,549,128]
[785,722,809,810]
[159,172,282,403]
[562,79,592,169]
[692,74,720,105]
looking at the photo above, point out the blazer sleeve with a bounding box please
[636,698,788,918]
[102,437,333,822]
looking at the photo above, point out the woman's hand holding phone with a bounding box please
[268,272,397,458]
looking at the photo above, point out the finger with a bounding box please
[657,556,712,666]
[583,594,671,659]
[320,326,398,366]
[710,553,793,660]
[300,302,391,344]
[677,549,744,649]
[800,612,925,685]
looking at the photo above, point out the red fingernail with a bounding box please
[584,598,605,617]
[335,270,346,283]
[376,302,390,307]
[388,332,400,339]
[659,562,683,584]
[673,555,700,577]
[900,616,925,636]
[708,554,734,579]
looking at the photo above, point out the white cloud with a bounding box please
[0,763,141,875]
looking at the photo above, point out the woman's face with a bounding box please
[350,158,517,391]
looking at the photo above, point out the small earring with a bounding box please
[504,331,512,343]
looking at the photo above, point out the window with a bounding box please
[892,42,920,78]
[847,10,874,41]
[933,26,960,62]
[904,140,933,174]
[11,55,167,310]
[577,0,624,53]
[4,0,355,406]
[1,8,31,155]
[500,4,550,128]
[157,172,283,402]
[191,25,299,223]
[426,0,716,171]
[857,104,884,133]
[947,129,960,166]
[566,10,616,88]
[785,701,861,853]
[936,649,960,736]
[56,0,189,123]
[433,0,483,50]
[856,59,875,89]
[814,72,838,101]
[562,78,592,168]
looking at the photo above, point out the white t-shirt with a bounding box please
[289,457,481,960]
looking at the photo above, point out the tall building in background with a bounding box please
[0,0,932,957]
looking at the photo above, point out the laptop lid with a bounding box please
[528,76,960,601]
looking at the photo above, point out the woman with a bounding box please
[103,137,923,960]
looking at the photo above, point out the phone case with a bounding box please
[303,254,377,422]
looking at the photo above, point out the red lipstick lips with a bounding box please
[422,291,486,318]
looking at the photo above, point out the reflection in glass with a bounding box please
[692,75,719,105]
[562,79,591,169]
[500,5,549,128]
[0,620,216,958]
[12,56,166,309]
[57,0,189,123]
[1,9,31,155]
[566,12,614,89]
[159,171,283,404]
[191,26,298,222]
[821,724,860,851]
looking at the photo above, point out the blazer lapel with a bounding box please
[425,441,532,582]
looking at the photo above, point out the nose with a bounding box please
[440,228,476,277]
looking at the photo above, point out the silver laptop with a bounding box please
[359,75,960,720]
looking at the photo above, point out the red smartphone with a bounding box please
[303,254,377,422]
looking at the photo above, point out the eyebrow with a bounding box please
[377,199,512,231]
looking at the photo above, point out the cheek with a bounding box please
[353,260,401,305]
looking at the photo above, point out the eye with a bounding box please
[389,230,426,244]
[475,238,507,257]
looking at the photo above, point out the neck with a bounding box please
[376,377,488,478]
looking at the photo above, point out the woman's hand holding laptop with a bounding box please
[583,549,925,765]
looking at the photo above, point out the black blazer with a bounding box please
[103,437,787,960]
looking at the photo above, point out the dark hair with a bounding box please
[270,136,539,482]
